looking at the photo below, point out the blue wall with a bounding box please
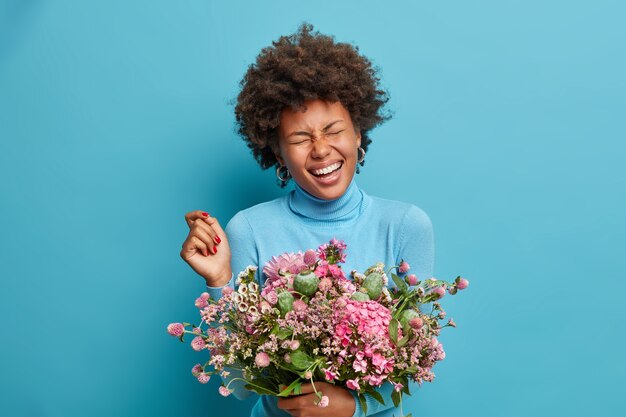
[1,1,624,416]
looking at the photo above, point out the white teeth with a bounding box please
[311,162,342,176]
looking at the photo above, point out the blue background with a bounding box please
[1,1,625,416]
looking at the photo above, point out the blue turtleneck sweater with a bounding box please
[206,179,434,417]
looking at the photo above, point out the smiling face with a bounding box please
[276,99,362,200]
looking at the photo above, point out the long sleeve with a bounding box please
[207,211,259,400]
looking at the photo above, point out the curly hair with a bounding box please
[234,22,391,170]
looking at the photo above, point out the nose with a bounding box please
[310,135,331,159]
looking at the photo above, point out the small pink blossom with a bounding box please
[290,340,300,350]
[324,369,337,381]
[448,318,456,328]
[304,249,317,265]
[191,336,206,351]
[398,261,410,274]
[318,395,329,408]
[200,292,210,300]
[346,379,361,391]
[409,317,424,329]
[167,323,184,337]
[195,296,208,309]
[222,286,234,296]
[284,353,291,363]
[318,277,332,292]
[197,373,210,384]
[392,382,404,392]
[255,352,271,368]
[191,364,203,376]
[304,371,313,379]
[292,299,307,312]
[456,277,469,290]
[218,386,231,397]
[432,286,446,299]
[405,274,418,286]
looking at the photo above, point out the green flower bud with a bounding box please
[399,309,420,327]
[277,291,295,317]
[363,272,383,300]
[293,270,319,297]
[351,291,370,302]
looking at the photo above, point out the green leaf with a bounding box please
[406,414,412,417]
[368,389,386,405]
[391,273,408,291]
[358,393,368,415]
[275,327,293,340]
[290,350,315,371]
[389,319,399,344]
[244,384,276,396]
[397,334,410,347]
[277,379,302,397]
[391,389,401,408]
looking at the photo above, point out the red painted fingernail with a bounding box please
[201,212,209,217]
[213,246,217,253]
[215,236,221,244]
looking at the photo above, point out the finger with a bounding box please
[203,215,226,242]
[297,383,317,395]
[180,236,209,259]
[191,224,218,254]
[277,393,316,410]
[185,210,210,228]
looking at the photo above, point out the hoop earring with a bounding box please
[276,165,291,185]
[357,147,366,164]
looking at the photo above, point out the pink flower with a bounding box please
[432,286,446,299]
[191,364,203,376]
[167,323,184,337]
[318,395,329,408]
[197,373,210,384]
[292,299,307,312]
[262,289,278,305]
[263,252,307,281]
[222,286,234,296]
[195,296,208,308]
[318,277,332,292]
[284,353,291,363]
[191,336,206,351]
[290,340,300,350]
[398,261,410,274]
[456,277,469,290]
[255,352,271,368]
[200,292,210,300]
[304,371,313,379]
[409,317,424,329]
[392,382,404,392]
[324,369,337,381]
[304,249,317,265]
[448,318,456,328]
[346,379,361,391]
[218,386,231,397]
[405,274,418,286]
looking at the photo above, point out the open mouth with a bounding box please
[309,161,343,178]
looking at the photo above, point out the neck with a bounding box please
[288,178,364,222]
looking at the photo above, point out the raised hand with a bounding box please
[180,210,232,287]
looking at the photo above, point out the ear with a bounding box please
[355,130,362,148]
[273,148,285,166]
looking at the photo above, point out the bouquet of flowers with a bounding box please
[168,239,468,415]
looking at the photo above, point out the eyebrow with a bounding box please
[286,119,344,138]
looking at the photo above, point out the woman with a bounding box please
[180,23,434,417]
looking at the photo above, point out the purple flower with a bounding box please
[167,323,184,337]
[263,252,307,281]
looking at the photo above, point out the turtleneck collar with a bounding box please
[287,177,365,223]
